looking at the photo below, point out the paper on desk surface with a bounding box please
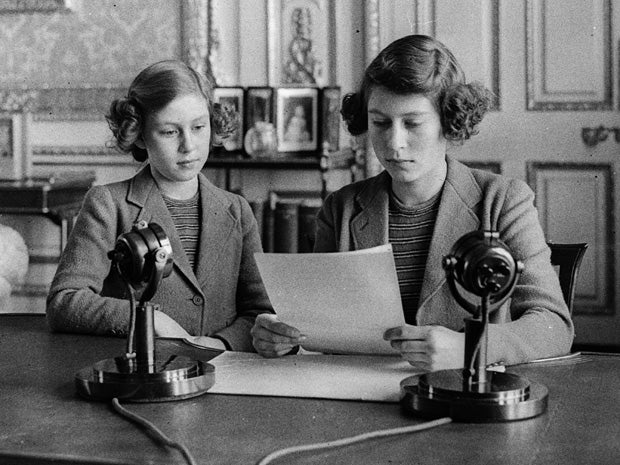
[208,351,418,402]
[255,244,405,355]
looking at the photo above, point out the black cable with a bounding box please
[255,417,452,465]
[111,398,197,465]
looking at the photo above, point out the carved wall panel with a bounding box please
[267,0,335,86]
[527,163,614,315]
[525,0,612,111]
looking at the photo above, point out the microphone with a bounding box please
[75,221,215,402]
[400,230,549,422]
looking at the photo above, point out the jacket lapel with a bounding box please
[417,157,482,310]
[350,171,391,250]
[127,165,201,291]
[194,174,235,289]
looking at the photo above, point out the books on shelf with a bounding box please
[248,190,322,253]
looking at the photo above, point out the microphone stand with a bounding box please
[75,222,215,402]
[400,230,549,422]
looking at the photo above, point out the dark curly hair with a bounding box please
[341,35,493,142]
[106,60,237,162]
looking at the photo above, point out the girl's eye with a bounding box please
[405,121,421,129]
[160,129,178,137]
[371,120,390,128]
[193,124,207,132]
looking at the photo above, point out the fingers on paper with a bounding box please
[255,313,303,339]
[253,340,298,358]
[383,325,429,341]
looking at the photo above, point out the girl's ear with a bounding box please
[135,137,146,149]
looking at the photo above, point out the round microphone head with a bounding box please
[444,230,522,301]
[109,222,173,287]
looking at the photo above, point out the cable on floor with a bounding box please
[255,416,452,465]
[111,398,197,465]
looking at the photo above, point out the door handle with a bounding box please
[582,126,620,147]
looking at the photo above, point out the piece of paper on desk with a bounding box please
[208,351,417,402]
[255,244,405,355]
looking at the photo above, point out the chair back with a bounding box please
[547,242,588,315]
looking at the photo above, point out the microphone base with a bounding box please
[400,369,548,422]
[75,355,215,402]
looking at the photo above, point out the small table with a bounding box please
[0,173,95,252]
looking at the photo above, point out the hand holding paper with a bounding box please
[254,244,405,355]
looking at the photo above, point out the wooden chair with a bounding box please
[547,242,588,315]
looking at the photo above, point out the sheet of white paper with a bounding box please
[255,244,405,355]
[208,351,419,403]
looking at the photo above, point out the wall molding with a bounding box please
[0,0,72,13]
[32,145,137,166]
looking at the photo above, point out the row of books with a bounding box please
[248,191,323,253]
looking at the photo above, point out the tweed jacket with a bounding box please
[47,165,272,351]
[314,156,574,365]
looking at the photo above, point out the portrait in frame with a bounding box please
[276,87,318,153]
[319,86,341,152]
[213,87,245,152]
[244,87,275,133]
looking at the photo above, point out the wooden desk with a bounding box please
[1,315,619,465]
[0,174,95,252]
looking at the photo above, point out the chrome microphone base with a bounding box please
[75,355,215,402]
[400,369,548,422]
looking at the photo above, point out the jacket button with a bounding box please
[192,295,204,306]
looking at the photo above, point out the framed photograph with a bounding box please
[213,87,244,151]
[319,86,341,152]
[245,87,275,132]
[276,87,319,152]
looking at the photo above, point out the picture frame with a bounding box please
[244,87,275,133]
[213,86,245,152]
[275,87,319,153]
[319,86,341,152]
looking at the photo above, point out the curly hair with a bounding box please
[106,60,237,162]
[341,35,493,142]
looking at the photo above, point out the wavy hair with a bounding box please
[341,35,493,142]
[106,60,237,162]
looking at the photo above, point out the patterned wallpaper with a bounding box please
[0,0,181,88]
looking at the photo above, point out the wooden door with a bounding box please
[370,0,620,346]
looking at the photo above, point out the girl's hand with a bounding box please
[251,313,306,357]
[383,325,465,371]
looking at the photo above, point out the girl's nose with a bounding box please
[387,124,407,151]
[180,131,196,152]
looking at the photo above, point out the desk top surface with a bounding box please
[1,314,619,465]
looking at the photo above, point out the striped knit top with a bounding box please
[388,189,442,324]
[162,191,201,271]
